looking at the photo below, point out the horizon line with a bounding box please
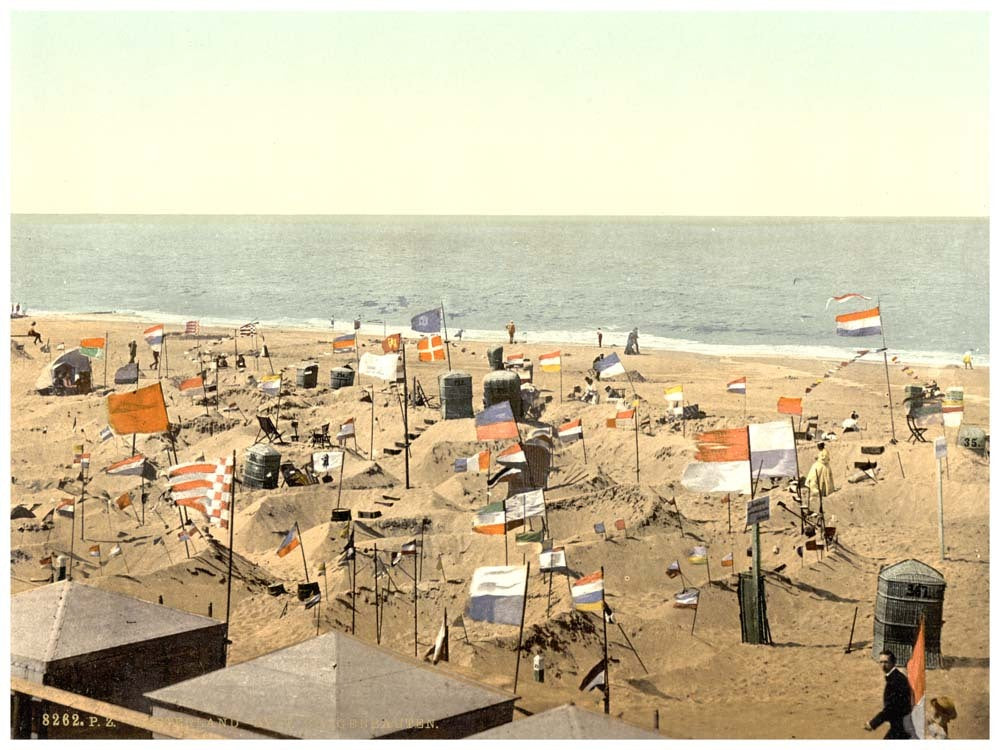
[11,212,989,220]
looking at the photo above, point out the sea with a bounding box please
[9,215,990,367]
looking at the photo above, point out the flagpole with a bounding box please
[402,338,411,489]
[632,405,640,485]
[224,450,237,664]
[352,545,357,636]
[503,495,509,566]
[354,331,361,372]
[790,416,805,535]
[200,370,210,418]
[104,331,109,389]
[581,428,589,464]
[295,521,310,582]
[177,506,191,559]
[79,465,88,541]
[336,450,345,509]
[413,553,419,658]
[234,329,238,367]
[512,562,531,693]
[260,329,275,375]
[440,303,452,371]
[67,503,76,581]
[546,568,553,618]
[373,543,379,643]
[369,385,376,459]
[418,519,425,583]
[877,297,898,443]
[690,593,699,636]
[275,389,282,432]
[601,565,610,714]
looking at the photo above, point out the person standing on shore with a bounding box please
[864,650,912,739]
[597,328,603,348]
[963,351,973,370]
[506,320,516,344]
[128,339,138,364]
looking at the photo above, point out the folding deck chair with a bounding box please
[311,423,332,448]
[255,415,288,445]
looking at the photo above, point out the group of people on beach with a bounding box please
[866,649,957,739]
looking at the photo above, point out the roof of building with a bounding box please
[11,581,223,665]
[145,631,516,739]
[470,703,662,739]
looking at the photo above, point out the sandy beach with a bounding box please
[8,314,990,739]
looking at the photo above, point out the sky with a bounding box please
[8,9,990,216]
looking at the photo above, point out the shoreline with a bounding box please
[13,309,987,370]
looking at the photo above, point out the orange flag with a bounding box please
[906,619,926,738]
[107,383,169,434]
[116,492,133,510]
[777,397,803,416]
[382,334,401,353]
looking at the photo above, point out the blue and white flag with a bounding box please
[594,352,626,379]
[99,425,114,442]
[466,565,527,625]
[411,308,442,333]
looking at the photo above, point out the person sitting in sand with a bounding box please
[926,696,957,739]
[583,377,599,404]
[805,441,836,499]
[842,410,860,432]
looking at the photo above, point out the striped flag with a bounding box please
[472,501,514,536]
[673,588,700,609]
[606,409,635,429]
[184,321,200,335]
[401,539,418,555]
[486,465,521,487]
[515,529,543,544]
[727,377,747,394]
[178,529,192,542]
[666,560,682,578]
[579,659,607,693]
[777,397,803,415]
[39,556,52,566]
[143,324,164,352]
[571,570,604,612]
[79,337,106,359]
[88,544,101,557]
[505,353,524,365]
[497,443,527,466]
[99,425,114,442]
[664,385,684,403]
[721,552,734,567]
[539,546,567,572]
[337,418,355,439]
[454,450,490,473]
[276,527,300,558]
[105,454,146,476]
[304,593,322,610]
[835,306,882,337]
[466,565,527,625]
[57,498,75,516]
[557,418,583,443]
[825,292,872,310]
[259,374,282,396]
[417,335,446,362]
[239,322,257,337]
[594,352,626,379]
[538,351,561,372]
[687,546,708,565]
[332,334,356,352]
[168,457,234,528]
[475,401,519,441]
[179,375,205,393]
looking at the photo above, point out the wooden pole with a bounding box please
[177,506,191,559]
[352,546,357,636]
[440,303,452,372]
[336,450,346,509]
[104,331,109,389]
[373,543,379,643]
[878,298,897,442]
[512,562,531,693]
[581,429,588,464]
[67,503,76,581]
[295,521,310,582]
[402,339,411,489]
[632,403,640,485]
[601,565,610,714]
[412,554,418,658]
[845,605,859,653]
[546,569,553,619]
[260,330,275,375]
[234,329,238,366]
[690,592,699,636]
[369,386,376,459]
[418,519,425,583]
[790,416,805,535]
[200,370,210,418]
[503,495,509,566]
[224,450,237,663]
[937,453,946,560]
[615,619,649,674]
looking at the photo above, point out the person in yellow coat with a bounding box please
[805,441,835,499]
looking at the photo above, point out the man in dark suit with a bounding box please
[865,650,913,739]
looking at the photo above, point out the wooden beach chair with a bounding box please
[279,463,312,487]
[310,423,332,448]
[254,415,287,445]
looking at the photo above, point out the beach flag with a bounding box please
[179,375,205,393]
[143,324,164,352]
[664,385,684,403]
[276,527,301,558]
[472,501,513,535]
[727,377,747,394]
[79,337,106,359]
[239,322,257,337]
[382,333,402,353]
[168,457,233,528]
[497,443,527,466]
[312,450,344,474]
[259,374,282,397]
[88,544,101,557]
[411,308,442,333]
[57,498,75,516]
[777,397,802,415]
[594,522,606,535]
[835,306,882,337]
[942,392,964,428]
[359,351,400,381]
[466,565,527,625]
[666,560,682,578]
[401,539,418,556]
[594,352,626,379]
[337,530,356,568]
[99,425,114,442]
[304,593,322,610]
[105,454,146,476]
[116,492,133,510]
[905,619,927,739]
[507,489,547,522]
[673,588,700,609]
[539,351,561,372]
[687,546,708,565]
[336,418,356,440]
[571,570,605,612]
[515,529,543,544]
[178,529,191,542]
[721,552,734,567]
[108,544,123,558]
[417,335,446,362]
[505,353,525,365]
[825,292,872,310]
[614,518,626,532]
[910,401,944,427]
[107,383,170,434]
[579,659,607,693]
[680,428,750,494]
[454,450,490,473]
[185,321,200,335]
[486,465,521,487]
[557,418,584,443]
[39,556,52,567]
[606,408,635,429]
[475,401,519,441]
[424,610,449,664]
[539,546,567,572]
[604,601,616,624]
[332,334,355,352]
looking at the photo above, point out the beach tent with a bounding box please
[35,348,92,395]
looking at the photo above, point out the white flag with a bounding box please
[359,352,400,381]
[312,451,344,474]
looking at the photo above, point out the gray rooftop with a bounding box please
[471,704,662,739]
[11,581,222,664]
[145,631,516,739]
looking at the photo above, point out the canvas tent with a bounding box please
[470,703,663,739]
[35,348,92,395]
[145,631,516,739]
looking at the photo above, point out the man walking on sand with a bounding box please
[506,320,516,344]
[597,327,603,348]
[865,650,912,739]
